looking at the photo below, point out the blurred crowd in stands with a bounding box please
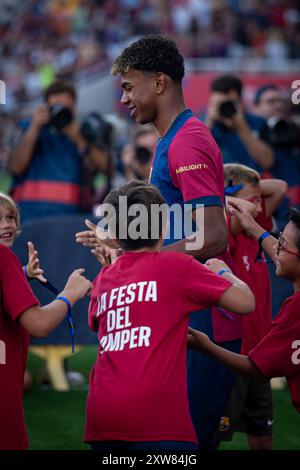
[0,0,300,227]
[1,0,299,108]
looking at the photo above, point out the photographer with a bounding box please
[121,125,158,182]
[204,75,274,171]
[254,84,300,232]
[9,82,110,221]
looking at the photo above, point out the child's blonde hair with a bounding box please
[224,163,260,188]
[0,192,20,229]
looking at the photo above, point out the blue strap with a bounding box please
[224,182,244,195]
[255,231,271,263]
[217,268,232,276]
[56,296,75,353]
[23,265,29,279]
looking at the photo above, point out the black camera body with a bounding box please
[48,104,73,130]
[134,146,152,165]
[267,117,300,148]
[219,100,237,119]
[80,112,113,150]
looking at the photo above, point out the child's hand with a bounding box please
[205,258,232,275]
[225,196,256,216]
[227,200,260,237]
[188,327,212,353]
[75,219,120,249]
[26,241,47,283]
[91,246,123,266]
[64,268,93,301]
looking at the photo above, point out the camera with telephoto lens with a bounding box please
[134,146,152,165]
[219,100,237,119]
[80,112,113,150]
[48,104,73,130]
[267,117,300,148]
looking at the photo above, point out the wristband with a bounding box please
[255,231,270,263]
[23,265,30,280]
[56,296,75,353]
[217,268,232,277]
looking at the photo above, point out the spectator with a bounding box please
[254,84,300,233]
[120,124,158,182]
[9,81,110,221]
[203,74,274,171]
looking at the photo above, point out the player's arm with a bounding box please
[188,328,268,382]
[163,205,228,259]
[228,200,277,262]
[19,269,92,337]
[260,178,288,218]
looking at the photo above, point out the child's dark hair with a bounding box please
[111,35,185,82]
[211,74,243,97]
[44,81,77,102]
[102,181,167,251]
[289,207,300,253]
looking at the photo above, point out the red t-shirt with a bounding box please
[228,203,272,353]
[249,292,300,413]
[0,244,38,450]
[84,251,232,443]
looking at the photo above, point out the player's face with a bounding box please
[0,205,17,248]
[274,222,300,280]
[236,184,262,217]
[120,69,157,125]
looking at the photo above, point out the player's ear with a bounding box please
[154,72,168,95]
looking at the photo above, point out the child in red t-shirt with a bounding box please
[83,181,255,452]
[189,205,300,418]
[219,164,287,450]
[0,193,92,450]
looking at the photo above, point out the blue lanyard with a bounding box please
[56,296,75,353]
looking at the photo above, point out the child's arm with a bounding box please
[19,269,92,337]
[228,200,278,263]
[260,179,288,218]
[225,196,257,235]
[188,328,268,382]
[205,258,255,314]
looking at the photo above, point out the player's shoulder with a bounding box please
[170,116,220,155]
[174,116,211,140]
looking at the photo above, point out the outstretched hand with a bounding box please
[26,241,47,283]
[75,219,120,250]
[187,327,211,353]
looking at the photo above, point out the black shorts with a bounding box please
[216,376,273,440]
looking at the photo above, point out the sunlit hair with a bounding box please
[0,192,20,229]
[223,163,260,188]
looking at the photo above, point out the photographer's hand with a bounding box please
[32,105,50,131]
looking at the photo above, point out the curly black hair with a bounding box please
[289,207,300,253]
[111,35,185,82]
